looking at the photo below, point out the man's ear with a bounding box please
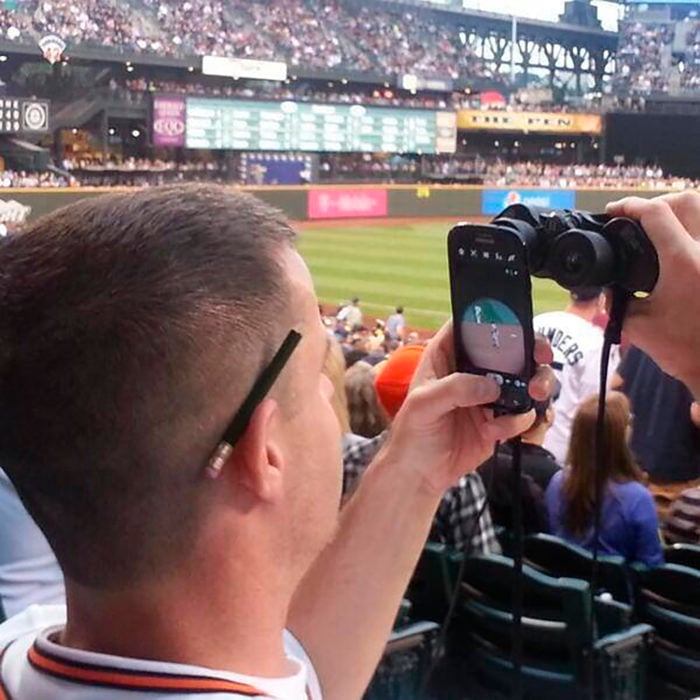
[227,397,286,504]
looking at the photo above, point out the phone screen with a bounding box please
[448,223,535,413]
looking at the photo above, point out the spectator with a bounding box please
[0,469,65,619]
[666,486,700,545]
[477,397,558,535]
[614,346,700,519]
[0,183,552,698]
[385,306,406,342]
[374,344,424,420]
[322,334,385,497]
[344,361,388,438]
[337,297,362,331]
[535,287,620,465]
[546,392,663,566]
[481,393,560,486]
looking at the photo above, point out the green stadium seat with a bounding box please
[664,542,700,572]
[363,620,440,700]
[407,541,462,623]
[394,598,412,629]
[523,533,632,603]
[632,562,700,698]
[453,554,652,700]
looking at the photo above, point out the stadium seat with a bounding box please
[453,554,652,700]
[394,599,412,629]
[664,542,700,571]
[363,620,440,700]
[523,533,632,603]
[407,541,462,623]
[632,562,700,698]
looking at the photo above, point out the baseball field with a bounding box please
[298,218,569,331]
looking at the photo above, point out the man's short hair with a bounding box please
[0,184,295,588]
[570,286,603,303]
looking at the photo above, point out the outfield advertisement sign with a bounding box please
[308,188,388,219]
[481,189,576,216]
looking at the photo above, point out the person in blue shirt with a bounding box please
[546,391,663,567]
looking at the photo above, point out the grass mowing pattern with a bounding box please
[298,220,569,331]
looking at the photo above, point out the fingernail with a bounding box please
[477,377,500,401]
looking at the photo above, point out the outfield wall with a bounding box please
[0,185,679,224]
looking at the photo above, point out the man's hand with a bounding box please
[380,322,554,497]
[606,193,700,396]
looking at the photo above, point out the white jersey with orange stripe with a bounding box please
[0,605,321,700]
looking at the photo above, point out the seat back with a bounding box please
[363,621,439,700]
[664,543,700,571]
[458,554,590,669]
[633,563,700,695]
[524,533,631,603]
[408,541,462,622]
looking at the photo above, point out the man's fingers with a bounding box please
[534,335,553,366]
[412,319,453,386]
[640,192,700,240]
[605,196,692,254]
[529,365,556,402]
[691,401,700,429]
[484,410,536,443]
[406,372,500,417]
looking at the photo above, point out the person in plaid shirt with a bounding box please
[432,475,502,554]
[341,346,501,555]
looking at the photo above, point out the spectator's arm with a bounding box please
[288,322,553,699]
[630,487,664,567]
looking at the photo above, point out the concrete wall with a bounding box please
[0,184,677,224]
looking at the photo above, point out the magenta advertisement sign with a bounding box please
[308,188,388,220]
[152,95,186,148]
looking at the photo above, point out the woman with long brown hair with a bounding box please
[545,391,663,566]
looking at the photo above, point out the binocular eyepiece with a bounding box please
[491,203,659,295]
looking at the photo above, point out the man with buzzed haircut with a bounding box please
[0,184,552,699]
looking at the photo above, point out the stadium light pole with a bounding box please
[511,14,517,85]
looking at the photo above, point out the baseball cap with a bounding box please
[570,286,603,302]
[374,345,425,418]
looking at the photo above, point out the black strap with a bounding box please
[511,436,524,700]
[588,286,630,698]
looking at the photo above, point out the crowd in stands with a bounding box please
[0,170,73,188]
[325,287,699,566]
[61,157,229,187]
[681,20,700,91]
[6,156,700,189]
[0,0,492,81]
[426,157,700,190]
[124,78,458,110]
[612,12,700,96]
[615,20,674,95]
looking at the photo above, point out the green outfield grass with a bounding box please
[298,220,569,331]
